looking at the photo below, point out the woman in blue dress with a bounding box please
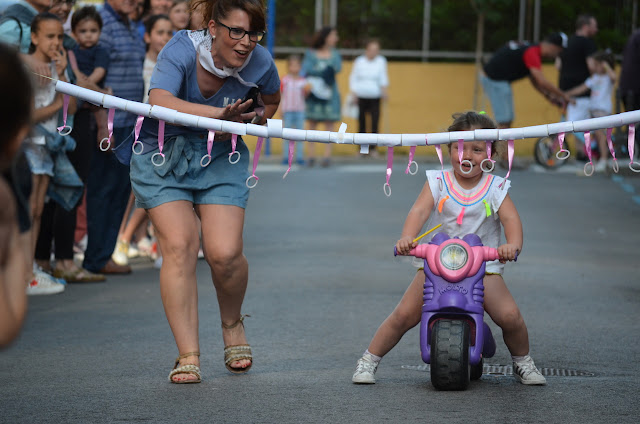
[302,26,341,167]
[130,0,280,383]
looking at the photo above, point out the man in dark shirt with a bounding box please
[620,29,640,158]
[558,14,598,151]
[481,32,571,128]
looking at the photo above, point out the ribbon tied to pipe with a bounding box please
[434,137,445,191]
[200,130,215,167]
[583,132,595,176]
[628,124,640,173]
[498,139,514,189]
[606,128,619,173]
[405,146,418,175]
[383,146,393,197]
[151,120,166,166]
[56,94,72,136]
[555,132,571,160]
[283,140,295,179]
[99,108,115,151]
[480,141,495,172]
[457,139,473,175]
[246,136,264,188]
[131,115,145,155]
[229,133,241,164]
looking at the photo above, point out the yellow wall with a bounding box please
[250,59,568,157]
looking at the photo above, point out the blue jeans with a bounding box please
[83,127,133,272]
[282,111,305,162]
[480,75,514,125]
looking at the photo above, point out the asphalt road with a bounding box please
[1,157,639,423]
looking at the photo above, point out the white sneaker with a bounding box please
[594,159,607,173]
[127,243,140,258]
[111,239,129,266]
[513,356,546,385]
[154,255,163,269]
[352,354,379,384]
[136,237,153,258]
[26,272,65,295]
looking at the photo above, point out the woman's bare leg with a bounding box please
[147,200,200,382]
[195,204,250,370]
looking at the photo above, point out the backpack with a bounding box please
[0,3,37,53]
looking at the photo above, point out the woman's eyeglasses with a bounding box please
[216,21,265,42]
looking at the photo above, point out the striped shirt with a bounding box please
[100,2,145,128]
[280,74,307,113]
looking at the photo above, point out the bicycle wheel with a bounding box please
[534,135,570,169]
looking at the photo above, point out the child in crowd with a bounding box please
[143,14,172,103]
[70,6,111,146]
[280,55,310,165]
[111,14,173,268]
[566,50,617,172]
[168,0,190,34]
[0,43,32,345]
[352,111,546,386]
[24,13,77,295]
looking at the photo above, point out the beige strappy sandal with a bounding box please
[222,315,252,374]
[168,351,201,384]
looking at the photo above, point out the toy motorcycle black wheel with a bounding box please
[470,357,483,380]
[430,319,470,390]
[534,135,570,169]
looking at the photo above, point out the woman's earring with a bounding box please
[212,35,216,40]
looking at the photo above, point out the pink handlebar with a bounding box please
[394,245,515,262]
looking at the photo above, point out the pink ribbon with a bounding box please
[405,145,417,174]
[481,141,496,172]
[583,132,594,176]
[246,137,264,188]
[499,139,514,188]
[56,94,71,135]
[151,120,166,166]
[200,130,214,167]
[606,128,618,173]
[283,140,294,179]
[100,108,115,151]
[383,147,393,196]
[629,124,640,173]
[457,139,464,166]
[229,133,241,164]
[435,143,444,171]
[132,115,145,155]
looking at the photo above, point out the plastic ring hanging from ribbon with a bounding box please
[405,145,418,175]
[132,115,145,155]
[480,140,495,172]
[583,131,595,177]
[434,138,445,191]
[99,108,115,151]
[229,133,241,164]
[458,139,473,175]
[200,130,214,167]
[555,132,571,160]
[246,136,264,188]
[151,120,166,167]
[628,124,640,173]
[283,140,295,179]
[383,146,393,197]
[605,128,619,173]
[499,139,514,190]
[56,94,72,136]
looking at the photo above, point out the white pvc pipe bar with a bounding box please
[55,80,640,146]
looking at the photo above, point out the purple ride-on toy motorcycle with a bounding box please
[395,232,512,390]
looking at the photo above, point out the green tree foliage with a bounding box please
[273,0,637,58]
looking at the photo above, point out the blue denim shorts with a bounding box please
[23,142,54,176]
[480,74,514,125]
[130,133,250,210]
